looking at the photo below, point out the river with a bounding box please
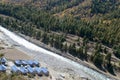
[0,25,116,80]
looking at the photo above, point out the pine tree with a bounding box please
[36,31,41,40]
[62,43,68,52]
[105,53,111,66]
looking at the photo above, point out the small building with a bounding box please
[26,60,40,67]
[33,60,39,67]
[27,65,35,75]
[0,64,6,72]
[14,60,22,66]
[21,60,28,66]
[41,67,49,76]
[34,67,43,76]
[0,57,7,65]
[19,66,28,75]
[27,60,34,67]
[11,65,20,73]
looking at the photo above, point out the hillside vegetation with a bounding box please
[0,0,120,76]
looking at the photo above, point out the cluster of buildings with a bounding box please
[0,57,7,72]
[0,57,49,77]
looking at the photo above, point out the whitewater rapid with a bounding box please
[0,26,116,80]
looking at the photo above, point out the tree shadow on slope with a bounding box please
[94,64,106,72]
[105,64,116,76]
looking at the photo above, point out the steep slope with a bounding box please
[1,0,119,19]
[0,0,119,53]
[0,0,120,78]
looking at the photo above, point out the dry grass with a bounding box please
[0,72,27,80]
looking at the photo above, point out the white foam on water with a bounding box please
[0,25,114,80]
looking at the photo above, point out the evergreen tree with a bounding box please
[62,43,68,52]
[36,31,41,40]
[105,53,111,66]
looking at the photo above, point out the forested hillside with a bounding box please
[0,0,120,76]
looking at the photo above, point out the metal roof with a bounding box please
[0,64,6,71]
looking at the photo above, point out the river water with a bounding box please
[0,25,116,80]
